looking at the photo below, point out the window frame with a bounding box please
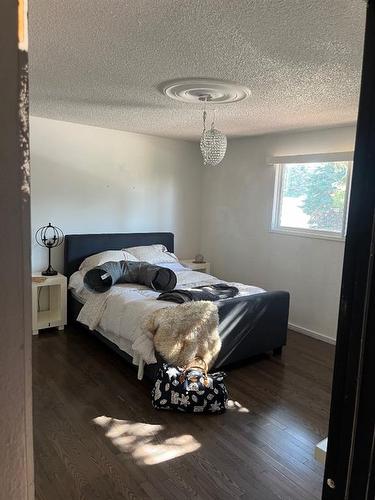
[270,153,354,241]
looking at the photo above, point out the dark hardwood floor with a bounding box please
[33,326,335,500]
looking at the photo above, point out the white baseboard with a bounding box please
[288,322,336,345]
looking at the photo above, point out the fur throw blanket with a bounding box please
[143,301,221,369]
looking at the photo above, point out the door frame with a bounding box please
[0,0,34,498]
[323,1,375,498]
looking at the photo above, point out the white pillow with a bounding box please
[124,244,178,264]
[154,261,188,272]
[79,250,138,271]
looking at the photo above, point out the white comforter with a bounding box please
[69,268,265,365]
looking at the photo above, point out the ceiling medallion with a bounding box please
[162,78,251,104]
[162,78,251,167]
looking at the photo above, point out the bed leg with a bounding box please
[273,346,283,356]
[137,359,145,380]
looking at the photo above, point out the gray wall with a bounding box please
[30,116,203,272]
[201,125,356,342]
[30,118,357,342]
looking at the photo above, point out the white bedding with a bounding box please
[69,267,265,366]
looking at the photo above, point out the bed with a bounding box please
[64,232,289,379]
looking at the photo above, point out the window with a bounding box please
[271,153,353,240]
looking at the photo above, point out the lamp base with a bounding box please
[42,265,58,276]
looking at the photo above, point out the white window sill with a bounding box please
[270,227,346,242]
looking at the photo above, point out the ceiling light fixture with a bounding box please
[161,78,251,167]
[199,95,227,167]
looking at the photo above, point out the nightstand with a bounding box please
[181,259,211,274]
[32,273,67,335]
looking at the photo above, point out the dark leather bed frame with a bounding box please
[64,232,289,377]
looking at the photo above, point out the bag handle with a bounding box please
[183,357,208,377]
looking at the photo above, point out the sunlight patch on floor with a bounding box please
[93,416,201,465]
[226,400,250,413]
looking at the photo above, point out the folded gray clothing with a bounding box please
[157,283,239,304]
[84,260,177,293]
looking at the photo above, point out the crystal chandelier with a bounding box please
[200,108,227,167]
[161,79,251,167]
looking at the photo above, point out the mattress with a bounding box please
[69,266,265,368]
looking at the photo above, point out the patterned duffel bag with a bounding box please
[152,358,228,414]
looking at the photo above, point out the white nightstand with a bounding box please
[181,259,211,274]
[32,273,67,335]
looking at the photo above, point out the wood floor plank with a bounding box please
[33,327,334,500]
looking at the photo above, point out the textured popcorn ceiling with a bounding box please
[29,0,366,140]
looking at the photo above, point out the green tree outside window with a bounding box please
[282,162,349,233]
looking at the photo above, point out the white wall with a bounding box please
[201,125,356,342]
[31,118,356,341]
[30,117,202,272]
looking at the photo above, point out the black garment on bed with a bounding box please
[83,260,177,293]
[157,283,239,304]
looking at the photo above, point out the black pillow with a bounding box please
[83,260,177,293]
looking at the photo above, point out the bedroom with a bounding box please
[2,1,374,499]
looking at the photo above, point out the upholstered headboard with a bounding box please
[63,232,174,278]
